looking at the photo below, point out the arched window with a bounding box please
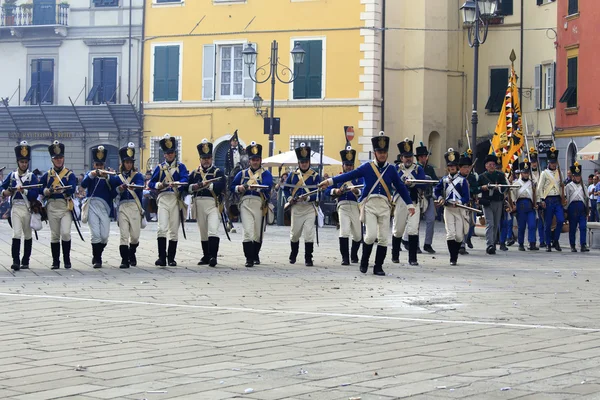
[428,131,441,168]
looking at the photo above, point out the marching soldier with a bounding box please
[565,162,589,252]
[1,141,39,271]
[40,140,77,269]
[189,139,225,267]
[458,149,478,255]
[529,148,546,247]
[319,132,414,276]
[433,149,471,265]
[511,159,539,251]
[416,142,438,254]
[284,143,321,266]
[537,147,565,252]
[392,139,426,266]
[477,152,509,255]
[325,146,363,265]
[230,141,273,268]
[148,134,189,266]
[111,143,145,268]
[81,146,114,268]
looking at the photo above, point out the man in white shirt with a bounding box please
[588,174,598,222]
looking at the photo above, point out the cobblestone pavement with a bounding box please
[0,221,599,400]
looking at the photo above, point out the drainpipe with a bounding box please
[128,0,132,101]
[519,0,524,105]
[380,0,386,132]
[139,0,146,170]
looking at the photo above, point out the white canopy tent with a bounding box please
[577,137,600,162]
[262,150,342,168]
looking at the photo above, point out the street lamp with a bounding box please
[461,0,497,152]
[252,93,268,117]
[243,40,305,158]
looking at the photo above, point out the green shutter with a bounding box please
[153,46,167,101]
[167,46,180,101]
[293,40,322,100]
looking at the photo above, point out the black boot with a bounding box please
[339,237,350,265]
[11,238,20,271]
[62,240,71,269]
[209,236,220,267]
[253,241,261,265]
[529,242,539,251]
[373,245,387,276]
[350,240,361,263]
[459,245,468,255]
[198,241,210,265]
[391,236,401,263]
[360,243,373,274]
[518,244,526,251]
[305,242,314,267]
[506,237,516,246]
[499,242,509,251]
[546,244,552,252]
[155,237,167,266]
[243,241,254,268]
[119,245,130,268]
[167,240,178,266]
[50,242,60,269]
[402,239,409,251]
[289,241,299,264]
[582,244,590,252]
[452,241,461,265]
[466,236,473,249]
[447,240,455,265]
[423,244,436,254]
[408,235,419,266]
[553,240,562,252]
[21,238,32,269]
[92,243,102,268]
[571,245,577,253]
[129,243,139,266]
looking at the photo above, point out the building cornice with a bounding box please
[144,98,380,110]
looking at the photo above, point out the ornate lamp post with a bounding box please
[243,41,306,158]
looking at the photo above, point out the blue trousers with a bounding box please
[568,201,587,245]
[516,199,536,244]
[590,199,598,222]
[544,196,564,243]
[500,212,514,243]
[537,209,546,244]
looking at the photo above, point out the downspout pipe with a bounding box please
[380,0,386,132]
[519,0,524,105]
[139,0,146,170]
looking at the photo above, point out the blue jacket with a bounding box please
[82,171,114,209]
[1,170,39,203]
[230,167,273,201]
[325,175,363,203]
[40,168,77,199]
[434,174,470,205]
[149,161,189,195]
[283,168,321,203]
[110,171,144,204]
[189,166,225,198]
[396,163,426,202]
[331,161,412,206]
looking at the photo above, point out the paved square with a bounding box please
[0,221,599,399]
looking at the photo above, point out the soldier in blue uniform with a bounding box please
[230,141,273,268]
[319,132,414,276]
[434,149,471,265]
[148,134,189,266]
[511,159,538,251]
[111,143,145,268]
[392,139,426,266]
[565,162,589,252]
[325,146,363,265]
[1,141,39,271]
[477,152,509,255]
[189,139,225,267]
[458,149,478,255]
[40,140,78,269]
[284,143,321,266]
[529,148,546,247]
[81,146,114,269]
[536,147,565,252]
[416,142,438,254]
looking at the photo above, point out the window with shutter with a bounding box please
[545,63,554,109]
[486,68,508,113]
[87,58,118,104]
[24,59,54,105]
[534,64,541,110]
[497,0,513,16]
[293,40,323,100]
[153,45,180,102]
[568,0,578,15]
[219,45,244,98]
[202,44,215,101]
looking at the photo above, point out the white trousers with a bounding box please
[194,197,220,240]
[157,193,180,241]
[118,202,141,246]
[47,199,72,242]
[240,196,263,242]
[392,198,420,237]
[362,196,391,246]
[290,202,316,243]
[444,206,468,242]
[338,201,361,241]
[88,197,110,244]
[11,203,32,240]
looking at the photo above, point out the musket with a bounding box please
[126,184,146,190]
[465,113,472,150]
[169,181,189,187]
[95,169,117,176]
[549,114,567,205]
[405,179,439,185]
[8,184,43,191]
[488,184,520,189]
[221,210,231,241]
[523,115,538,205]
[332,184,365,197]
[243,183,269,190]
[189,176,223,191]
[455,203,483,214]
[284,188,321,211]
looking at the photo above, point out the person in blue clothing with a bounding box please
[529,148,546,247]
[319,131,415,276]
[189,139,225,267]
[1,141,39,271]
[325,146,363,266]
[149,134,189,266]
[230,141,273,268]
[40,140,78,270]
[510,159,539,251]
[81,146,114,269]
[565,162,589,252]
[433,149,471,266]
[391,138,426,266]
[536,147,565,252]
[111,143,145,269]
[284,143,321,267]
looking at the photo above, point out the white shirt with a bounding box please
[588,183,596,201]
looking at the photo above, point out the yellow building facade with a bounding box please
[141,0,383,174]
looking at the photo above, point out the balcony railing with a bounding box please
[0,4,68,27]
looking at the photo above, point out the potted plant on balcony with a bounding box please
[2,0,18,26]
[60,1,70,8]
